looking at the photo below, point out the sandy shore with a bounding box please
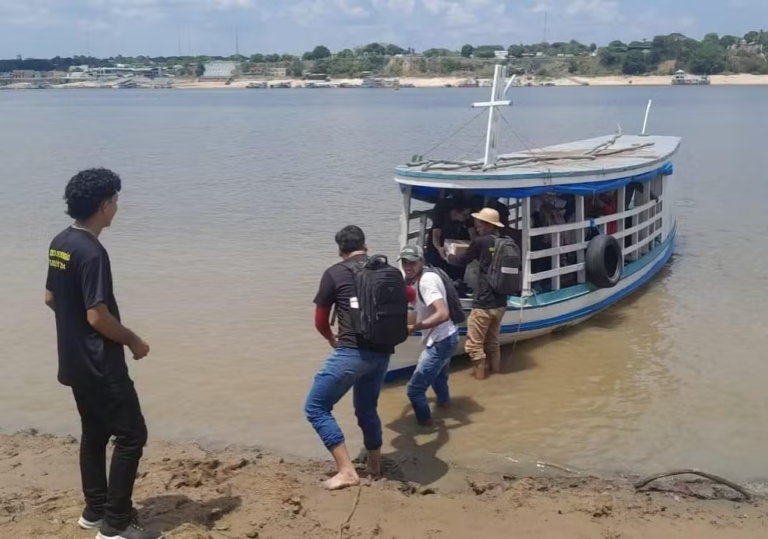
[3,73,766,91]
[1,430,766,539]
[170,73,768,90]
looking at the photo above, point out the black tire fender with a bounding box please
[585,234,623,288]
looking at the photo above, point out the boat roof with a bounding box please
[394,134,681,190]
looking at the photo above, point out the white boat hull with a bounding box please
[386,227,675,379]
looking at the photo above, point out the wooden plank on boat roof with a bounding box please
[395,135,681,180]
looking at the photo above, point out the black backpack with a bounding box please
[487,237,522,296]
[344,255,409,348]
[416,266,466,325]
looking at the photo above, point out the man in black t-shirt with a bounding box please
[445,208,508,380]
[304,226,393,491]
[45,169,161,539]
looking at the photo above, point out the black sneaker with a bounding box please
[79,508,139,530]
[96,522,163,539]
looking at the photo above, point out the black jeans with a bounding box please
[72,377,148,530]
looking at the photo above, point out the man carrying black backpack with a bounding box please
[400,245,461,426]
[305,226,410,490]
[444,208,519,380]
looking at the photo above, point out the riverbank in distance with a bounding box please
[1,430,766,539]
[180,73,768,89]
[3,73,768,91]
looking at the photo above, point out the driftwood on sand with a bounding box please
[338,484,364,539]
[634,469,752,500]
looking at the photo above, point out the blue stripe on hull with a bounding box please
[385,230,675,382]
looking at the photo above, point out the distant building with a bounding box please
[11,70,38,79]
[494,50,509,59]
[201,61,239,80]
[267,67,288,78]
[628,42,652,51]
[303,73,330,81]
[730,39,764,55]
[91,66,159,77]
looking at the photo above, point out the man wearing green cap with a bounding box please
[399,244,460,426]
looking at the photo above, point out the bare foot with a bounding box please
[436,401,450,410]
[366,450,382,479]
[473,364,487,380]
[322,471,360,491]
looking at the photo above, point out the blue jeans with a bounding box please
[406,332,460,423]
[305,347,391,451]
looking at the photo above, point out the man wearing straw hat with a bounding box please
[444,207,508,380]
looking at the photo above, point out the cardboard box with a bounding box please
[445,240,470,256]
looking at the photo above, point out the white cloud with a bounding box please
[5,0,755,57]
[529,0,621,22]
[565,0,620,22]
[372,0,415,13]
[335,0,370,18]
[420,0,447,14]
[421,0,500,28]
[212,0,252,7]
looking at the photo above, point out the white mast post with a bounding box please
[399,186,412,249]
[473,64,512,167]
[641,99,653,136]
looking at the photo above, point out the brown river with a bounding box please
[1,87,767,482]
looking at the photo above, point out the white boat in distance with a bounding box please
[386,65,680,379]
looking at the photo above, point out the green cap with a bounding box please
[398,244,424,262]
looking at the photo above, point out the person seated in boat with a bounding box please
[465,195,510,230]
[587,191,618,237]
[443,208,508,380]
[426,197,473,282]
[530,195,576,284]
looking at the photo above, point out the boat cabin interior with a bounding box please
[399,166,672,307]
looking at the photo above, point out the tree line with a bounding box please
[598,32,768,76]
[2,30,765,77]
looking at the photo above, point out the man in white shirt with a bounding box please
[399,245,460,426]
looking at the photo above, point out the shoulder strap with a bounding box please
[415,267,435,305]
[340,258,366,314]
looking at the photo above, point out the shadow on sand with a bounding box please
[381,396,484,486]
[138,493,242,534]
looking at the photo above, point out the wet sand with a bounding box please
[1,430,766,539]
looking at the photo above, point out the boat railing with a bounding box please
[401,173,668,294]
[527,180,666,290]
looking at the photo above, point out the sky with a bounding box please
[0,0,766,59]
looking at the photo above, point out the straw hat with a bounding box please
[471,207,504,228]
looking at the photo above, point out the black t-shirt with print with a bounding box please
[46,227,127,387]
[313,254,394,355]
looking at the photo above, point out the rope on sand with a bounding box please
[338,483,364,539]
[634,469,752,500]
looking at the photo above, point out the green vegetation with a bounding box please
[1,31,765,78]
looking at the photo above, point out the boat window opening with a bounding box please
[403,191,529,300]
[402,170,669,296]
[526,177,668,292]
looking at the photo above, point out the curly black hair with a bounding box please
[335,225,366,254]
[64,168,122,221]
